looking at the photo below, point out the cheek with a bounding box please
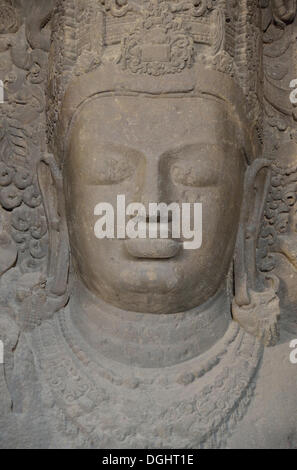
[200,178,244,261]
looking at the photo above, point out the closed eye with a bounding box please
[91,155,135,185]
[163,143,222,188]
[84,145,141,185]
[170,162,218,187]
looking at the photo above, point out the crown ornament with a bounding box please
[121,2,195,75]
[100,0,216,18]
[118,1,231,76]
[48,0,263,151]
[49,0,261,83]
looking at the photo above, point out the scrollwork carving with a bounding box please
[271,0,296,25]
[100,0,130,17]
[0,0,20,34]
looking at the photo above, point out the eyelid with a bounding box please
[165,145,221,188]
[170,162,219,187]
[85,145,141,185]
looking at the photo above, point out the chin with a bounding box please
[105,292,185,315]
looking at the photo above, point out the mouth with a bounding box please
[124,238,182,259]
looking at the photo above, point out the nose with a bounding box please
[140,157,162,215]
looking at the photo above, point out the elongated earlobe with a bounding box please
[18,153,70,331]
[39,153,70,296]
[232,159,280,346]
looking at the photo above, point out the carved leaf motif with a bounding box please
[0,121,27,166]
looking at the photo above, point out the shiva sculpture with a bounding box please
[0,0,296,448]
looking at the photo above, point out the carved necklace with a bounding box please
[31,307,263,449]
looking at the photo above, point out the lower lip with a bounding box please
[124,238,181,259]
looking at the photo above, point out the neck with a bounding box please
[68,279,231,368]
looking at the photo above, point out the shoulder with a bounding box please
[227,328,297,448]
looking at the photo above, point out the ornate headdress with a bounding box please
[47,0,263,159]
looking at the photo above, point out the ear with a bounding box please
[233,159,280,346]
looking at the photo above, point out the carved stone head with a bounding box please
[41,0,280,344]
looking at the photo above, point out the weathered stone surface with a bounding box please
[0,0,296,449]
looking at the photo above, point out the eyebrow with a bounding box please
[163,142,227,157]
[97,141,231,159]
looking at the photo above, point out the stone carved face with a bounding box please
[64,95,245,314]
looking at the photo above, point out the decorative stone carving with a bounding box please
[0,0,19,34]
[0,0,296,449]
[121,3,195,75]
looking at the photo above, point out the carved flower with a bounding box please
[275,212,289,233]
[0,184,22,210]
[271,187,283,200]
[101,0,129,16]
[29,238,47,260]
[13,167,32,190]
[11,227,28,252]
[22,185,42,209]
[12,206,33,232]
[27,63,44,85]
[30,216,47,240]
[0,162,14,186]
[271,175,283,187]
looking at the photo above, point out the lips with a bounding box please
[124,238,181,259]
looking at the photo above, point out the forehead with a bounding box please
[69,95,239,156]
